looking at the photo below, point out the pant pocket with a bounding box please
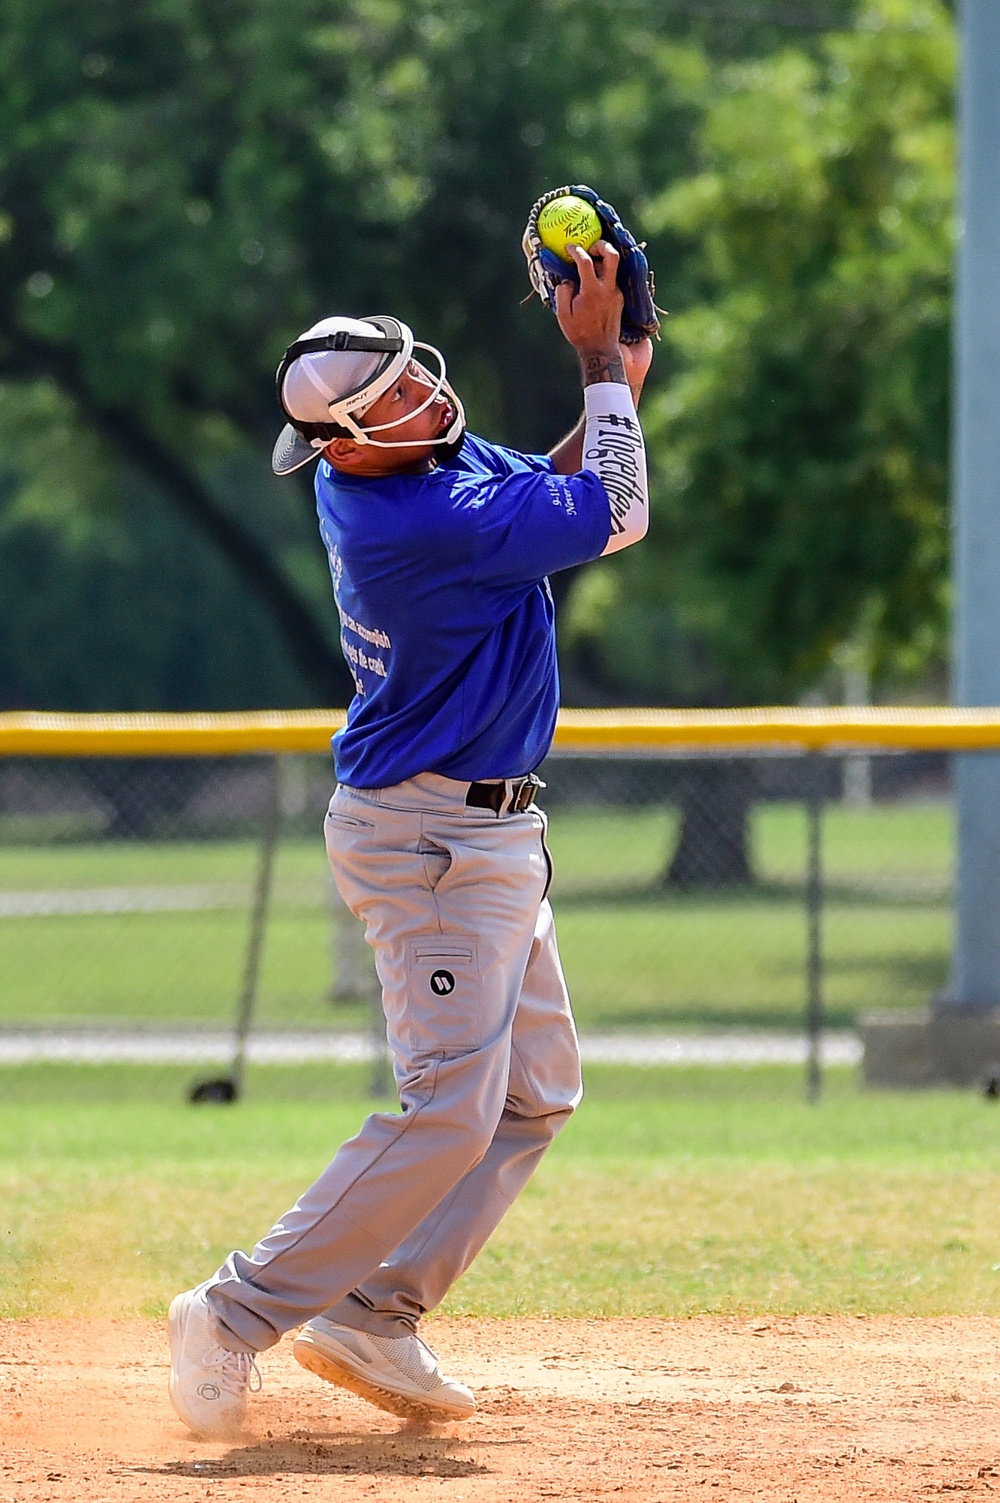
[323,806,378,916]
[398,938,482,1057]
[324,809,376,833]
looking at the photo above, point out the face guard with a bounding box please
[272,315,466,475]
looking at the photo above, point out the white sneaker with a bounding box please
[292,1316,475,1423]
[168,1286,261,1439]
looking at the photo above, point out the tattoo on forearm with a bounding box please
[581,351,627,386]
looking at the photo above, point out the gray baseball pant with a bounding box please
[207,772,582,1354]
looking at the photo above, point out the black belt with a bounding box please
[466,773,543,815]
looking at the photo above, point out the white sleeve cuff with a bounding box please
[583,381,640,424]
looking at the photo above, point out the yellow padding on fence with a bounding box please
[4,706,1000,756]
[554,707,1000,752]
[0,710,345,757]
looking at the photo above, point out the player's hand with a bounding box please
[554,242,625,359]
[619,336,653,401]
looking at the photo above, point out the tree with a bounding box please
[0,0,362,700]
[567,0,954,705]
[0,0,857,711]
[0,395,318,711]
[557,0,954,884]
[0,0,705,707]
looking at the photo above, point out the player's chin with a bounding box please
[384,438,438,471]
[398,418,444,450]
[396,435,438,457]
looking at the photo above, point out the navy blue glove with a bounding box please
[522,184,661,345]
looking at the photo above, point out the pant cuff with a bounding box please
[321,1290,420,1338]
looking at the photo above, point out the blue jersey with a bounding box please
[315,433,611,787]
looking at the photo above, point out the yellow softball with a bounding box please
[536,194,602,262]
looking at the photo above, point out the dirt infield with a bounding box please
[3,1317,1000,1501]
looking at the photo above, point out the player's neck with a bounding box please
[326,453,436,479]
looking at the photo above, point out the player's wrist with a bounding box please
[577,347,627,386]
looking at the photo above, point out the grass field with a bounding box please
[3,1061,998,1322]
[0,801,953,1032]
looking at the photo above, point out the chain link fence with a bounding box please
[0,745,954,1096]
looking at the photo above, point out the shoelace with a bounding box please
[414,1335,442,1372]
[206,1346,262,1396]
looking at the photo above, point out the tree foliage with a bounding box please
[0,0,714,707]
[0,0,950,711]
[567,0,954,703]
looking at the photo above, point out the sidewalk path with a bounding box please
[0,1028,862,1067]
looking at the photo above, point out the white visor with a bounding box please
[280,316,386,425]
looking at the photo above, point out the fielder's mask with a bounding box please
[272,314,466,476]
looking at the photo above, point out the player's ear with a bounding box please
[323,437,360,464]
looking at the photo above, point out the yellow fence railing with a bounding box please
[4,706,1000,757]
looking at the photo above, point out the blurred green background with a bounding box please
[0,0,953,715]
[0,775,951,1034]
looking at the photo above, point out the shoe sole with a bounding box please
[167,1293,243,1441]
[292,1332,474,1424]
[167,1294,201,1432]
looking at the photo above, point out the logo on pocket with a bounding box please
[430,969,456,996]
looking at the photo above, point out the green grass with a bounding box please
[546,802,951,1029]
[0,802,954,1031]
[0,838,369,1030]
[546,801,953,894]
[0,908,356,1027]
[3,1062,999,1321]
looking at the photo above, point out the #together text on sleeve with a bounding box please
[581,383,648,556]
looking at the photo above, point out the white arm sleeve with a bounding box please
[582,382,649,556]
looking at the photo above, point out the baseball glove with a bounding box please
[521,184,661,344]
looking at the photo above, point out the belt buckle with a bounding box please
[511,773,544,813]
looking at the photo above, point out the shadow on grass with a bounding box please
[579,1062,855,1100]
[822,953,947,991]
[553,879,951,909]
[587,947,947,1033]
[592,1004,863,1031]
[137,1429,492,1480]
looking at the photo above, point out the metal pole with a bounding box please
[805,753,824,1102]
[369,988,391,1100]
[230,755,282,1097]
[953,0,1000,1009]
[330,896,375,1003]
[327,881,388,1096]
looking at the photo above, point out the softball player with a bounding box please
[168,242,652,1437]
